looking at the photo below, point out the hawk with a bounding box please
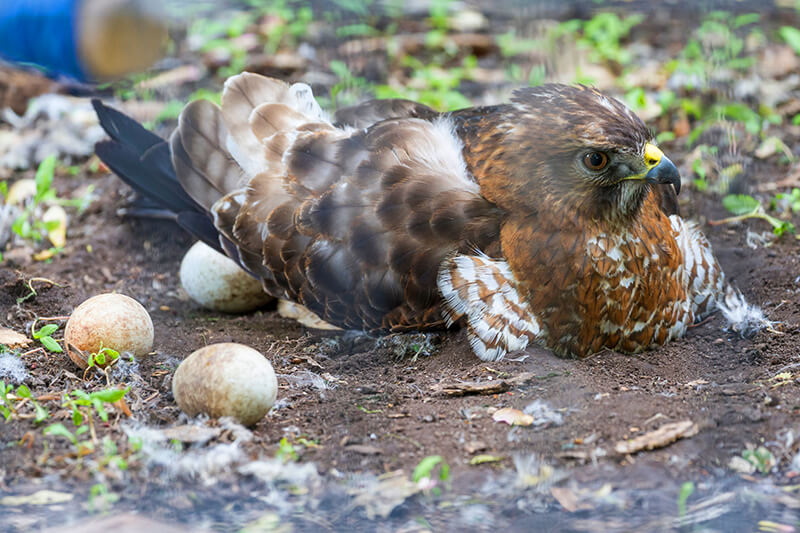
[93,73,768,360]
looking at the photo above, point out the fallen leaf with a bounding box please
[5,179,36,205]
[492,407,534,426]
[32,249,56,261]
[1,490,73,506]
[469,454,504,465]
[755,136,794,160]
[345,444,382,455]
[0,327,31,348]
[614,420,699,455]
[550,486,580,512]
[42,205,67,248]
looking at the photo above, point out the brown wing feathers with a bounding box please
[103,72,503,331]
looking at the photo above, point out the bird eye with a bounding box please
[583,151,609,171]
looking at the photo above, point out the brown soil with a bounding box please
[2,149,800,533]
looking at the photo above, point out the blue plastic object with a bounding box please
[0,0,88,81]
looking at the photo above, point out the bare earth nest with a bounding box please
[3,3,800,532]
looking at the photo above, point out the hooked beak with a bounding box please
[643,143,681,195]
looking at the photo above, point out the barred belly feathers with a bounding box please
[93,73,768,361]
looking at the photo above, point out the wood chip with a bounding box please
[345,444,383,455]
[614,420,699,455]
[464,440,487,454]
[435,380,510,396]
[434,371,537,396]
[0,327,31,348]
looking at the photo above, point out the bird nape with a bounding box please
[92,73,770,361]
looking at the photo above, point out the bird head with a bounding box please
[506,84,680,222]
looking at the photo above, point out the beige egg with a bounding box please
[172,343,278,426]
[64,293,154,369]
[179,242,272,313]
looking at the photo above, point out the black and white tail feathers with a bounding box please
[92,99,238,262]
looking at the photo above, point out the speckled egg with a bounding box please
[179,242,272,313]
[171,343,278,426]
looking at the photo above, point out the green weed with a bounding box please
[31,322,62,353]
[714,194,795,237]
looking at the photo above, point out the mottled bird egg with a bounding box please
[171,343,278,426]
[64,293,154,368]
[179,242,272,313]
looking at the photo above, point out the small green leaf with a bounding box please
[15,385,32,399]
[722,194,760,216]
[34,155,57,204]
[780,26,800,56]
[656,131,676,144]
[677,481,694,517]
[44,423,78,445]
[33,324,58,338]
[733,13,759,28]
[439,461,450,481]
[39,336,62,353]
[33,402,49,423]
[413,455,443,482]
[90,387,128,403]
[93,399,109,422]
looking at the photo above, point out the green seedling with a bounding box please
[328,60,371,109]
[497,30,540,58]
[7,156,93,252]
[0,382,49,423]
[88,482,119,513]
[11,156,60,243]
[14,385,50,423]
[780,26,800,55]
[0,380,14,421]
[375,56,474,111]
[275,436,298,462]
[44,387,129,456]
[742,446,776,474]
[677,481,694,520]
[86,345,120,369]
[771,188,800,214]
[32,323,62,353]
[711,194,796,237]
[65,387,129,426]
[412,455,450,495]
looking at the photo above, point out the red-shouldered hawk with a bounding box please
[93,73,768,360]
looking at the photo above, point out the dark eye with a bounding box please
[583,151,609,171]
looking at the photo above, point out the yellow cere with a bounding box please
[644,143,663,169]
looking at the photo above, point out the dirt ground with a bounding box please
[3,2,800,532]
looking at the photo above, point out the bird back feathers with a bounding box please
[165,72,501,330]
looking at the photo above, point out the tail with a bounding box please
[92,73,331,278]
[92,99,235,260]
